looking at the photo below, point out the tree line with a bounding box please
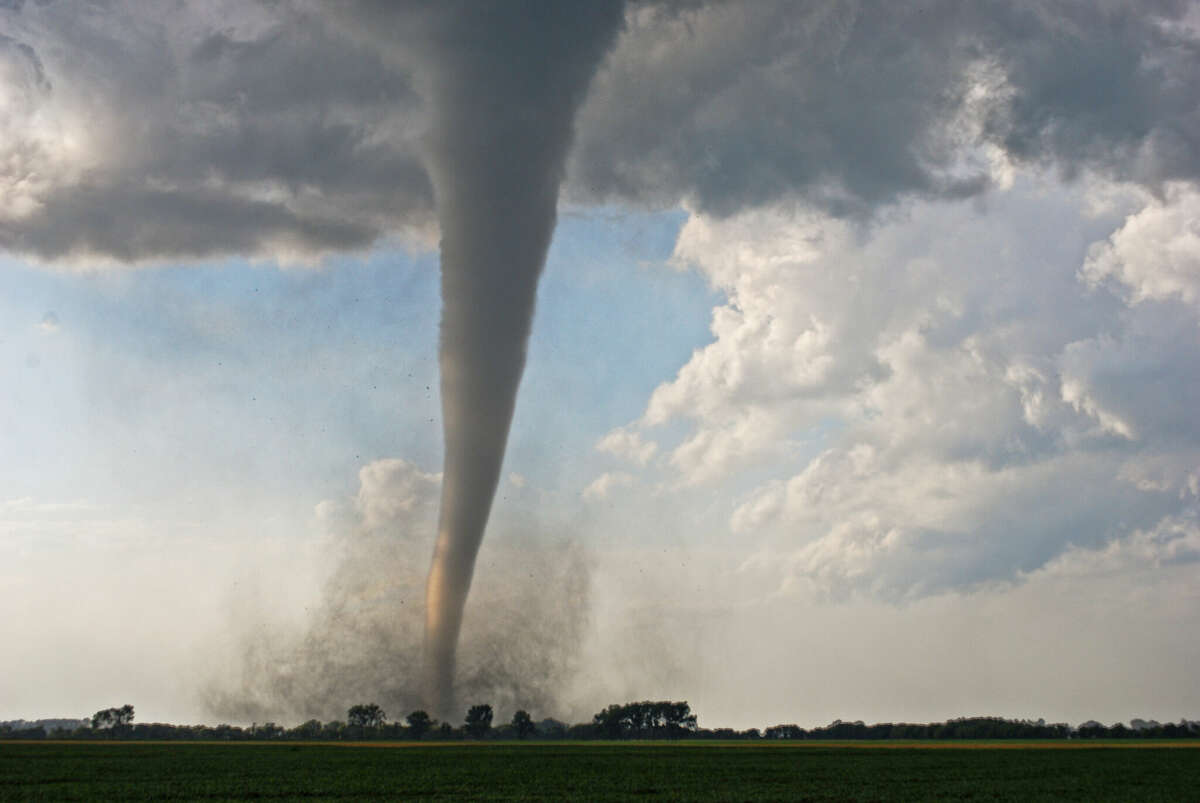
[3,703,1198,741]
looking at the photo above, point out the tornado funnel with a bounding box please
[421,2,623,718]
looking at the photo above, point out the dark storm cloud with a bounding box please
[3,1,1199,262]
[1,182,380,261]
[570,0,1200,215]
[0,0,434,263]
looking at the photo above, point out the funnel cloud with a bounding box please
[417,2,624,717]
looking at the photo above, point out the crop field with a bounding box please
[2,741,1199,801]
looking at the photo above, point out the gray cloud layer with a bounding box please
[572,0,1200,215]
[2,1,1198,262]
[0,1,433,263]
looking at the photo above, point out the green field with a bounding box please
[3,741,1199,801]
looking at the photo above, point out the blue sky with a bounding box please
[1,208,708,511]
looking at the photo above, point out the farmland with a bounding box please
[3,741,1199,800]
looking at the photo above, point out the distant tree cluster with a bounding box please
[2,704,1198,742]
[758,717,1200,741]
[347,704,386,730]
[91,705,135,732]
[762,717,1072,740]
[591,701,698,739]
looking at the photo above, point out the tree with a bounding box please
[92,705,134,733]
[406,710,434,740]
[592,701,698,739]
[765,724,805,739]
[257,722,284,739]
[291,719,322,740]
[347,703,386,730]
[511,709,535,740]
[464,704,493,739]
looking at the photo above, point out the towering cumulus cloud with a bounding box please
[416,1,624,717]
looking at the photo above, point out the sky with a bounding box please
[2,1,1200,729]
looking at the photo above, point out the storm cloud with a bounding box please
[0,1,434,263]
[572,1,1200,215]
[2,2,1198,261]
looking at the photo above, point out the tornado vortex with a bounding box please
[420,1,624,718]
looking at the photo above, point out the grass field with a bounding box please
[3,741,1198,801]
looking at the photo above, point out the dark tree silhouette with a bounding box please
[91,705,134,732]
[3,707,1198,743]
[464,704,493,739]
[511,709,535,740]
[347,704,386,729]
[592,701,697,739]
[293,719,322,739]
[405,710,434,740]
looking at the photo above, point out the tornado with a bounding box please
[420,2,624,718]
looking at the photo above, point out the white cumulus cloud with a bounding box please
[595,427,658,466]
[1082,184,1200,308]
[583,471,634,502]
[622,174,1200,598]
